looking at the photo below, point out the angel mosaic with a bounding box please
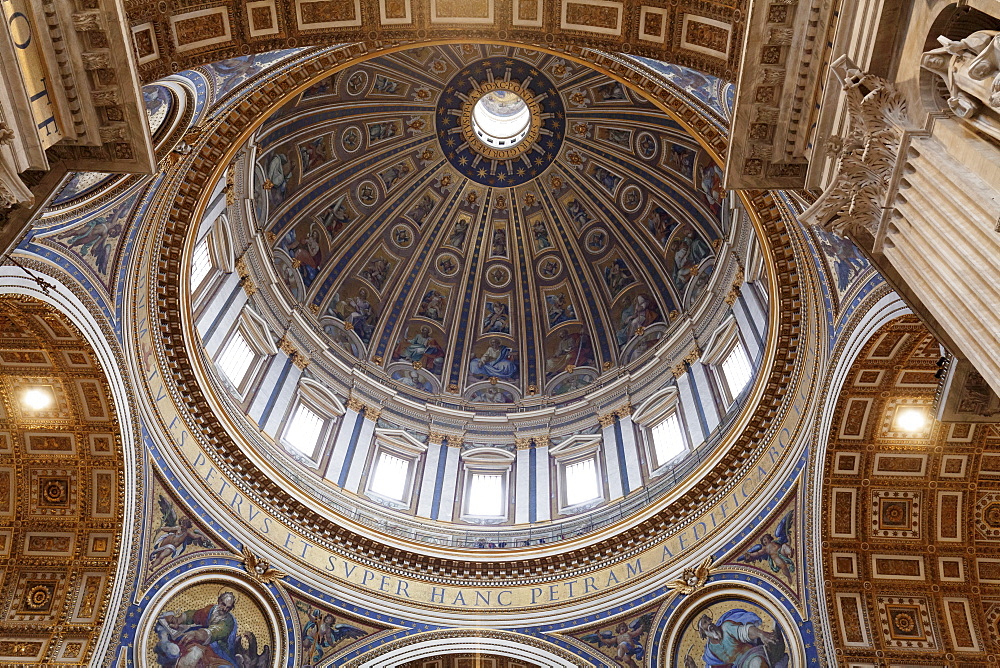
[668,227,713,295]
[149,494,213,569]
[318,195,354,240]
[581,611,655,668]
[298,602,367,667]
[737,509,795,581]
[394,325,445,372]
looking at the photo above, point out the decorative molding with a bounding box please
[666,555,714,594]
[800,57,911,239]
[240,544,287,584]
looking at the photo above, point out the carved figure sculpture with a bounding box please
[922,30,1000,142]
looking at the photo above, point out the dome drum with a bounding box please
[185,43,771,547]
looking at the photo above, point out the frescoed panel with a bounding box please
[147,581,275,667]
[673,597,793,667]
[405,189,441,227]
[415,284,451,324]
[261,148,298,209]
[587,162,623,195]
[597,254,637,299]
[378,158,414,192]
[292,594,387,666]
[467,384,517,404]
[559,191,598,229]
[49,191,139,283]
[357,250,396,294]
[573,606,656,665]
[392,324,446,376]
[445,212,473,250]
[665,224,714,297]
[278,221,329,289]
[369,73,409,97]
[543,327,595,380]
[297,134,330,174]
[662,142,698,180]
[613,290,660,348]
[328,284,380,345]
[527,212,554,253]
[367,119,403,146]
[645,202,680,250]
[595,126,632,150]
[696,158,725,216]
[490,222,509,258]
[809,226,869,303]
[390,366,438,393]
[469,337,519,382]
[620,324,665,363]
[542,285,578,329]
[482,296,512,335]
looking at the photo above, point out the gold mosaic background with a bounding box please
[822,315,1000,663]
[145,580,275,666]
[0,296,125,665]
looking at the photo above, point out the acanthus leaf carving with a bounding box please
[801,56,910,238]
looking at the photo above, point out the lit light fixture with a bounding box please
[895,407,927,433]
[22,387,53,411]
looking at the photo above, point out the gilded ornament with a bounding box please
[666,555,714,595]
[241,544,287,584]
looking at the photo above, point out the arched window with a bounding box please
[550,435,605,514]
[460,448,515,522]
[633,387,690,474]
[279,378,345,465]
[364,429,427,509]
[216,307,277,397]
[702,316,754,406]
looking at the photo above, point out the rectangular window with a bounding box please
[721,342,753,400]
[564,458,599,506]
[217,329,258,391]
[191,239,213,291]
[650,412,685,468]
[284,402,325,457]
[467,473,504,516]
[369,451,411,502]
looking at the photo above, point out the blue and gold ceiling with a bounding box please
[251,44,726,404]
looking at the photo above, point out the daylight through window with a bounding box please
[650,412,685,467]
[284,402,325,456]
[721,342,753,400]
[564,458,600,506]
[370,451,410,502]
[467,473,504,516]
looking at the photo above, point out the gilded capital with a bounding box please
[346,397,365,412]
[515,437,532,450]
[598,413,616,428]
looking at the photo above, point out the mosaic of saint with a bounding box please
[674,598,791,668]
[251,43,727,405]
[149,582,275,668]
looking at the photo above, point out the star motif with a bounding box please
[497,172,508,181]
[458,156,468,165]
[516,168,526,176]
[530,69,539,75]
[446,138,456,147]
[478,168,487,177]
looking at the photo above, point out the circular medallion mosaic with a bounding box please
[436,56,565,187]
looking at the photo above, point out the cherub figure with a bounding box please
[149,495,213,569]
[737,509,795,580]
[581,611,654,668]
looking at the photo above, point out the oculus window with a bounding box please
[472,90,531,147]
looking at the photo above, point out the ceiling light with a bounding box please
[22,387,53,411]
[895,407,926,432]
